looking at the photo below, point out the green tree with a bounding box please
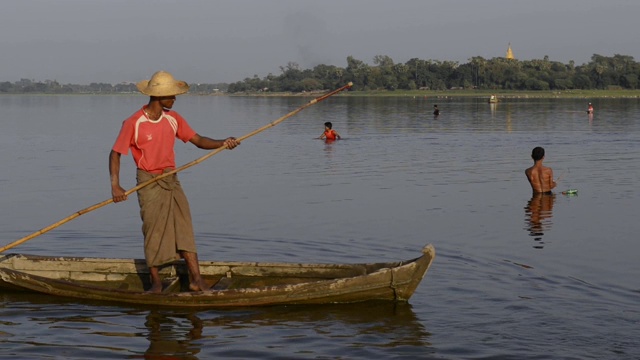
[0,81,12,92]
[345,56,369,90]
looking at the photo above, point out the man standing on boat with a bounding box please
[109,70,240,293]
[525,147,557,194]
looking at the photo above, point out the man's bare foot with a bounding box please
[146,282,163,294]
[189,279,211,292]
[147,266,163,294]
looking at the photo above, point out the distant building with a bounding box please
[506,43,515,60]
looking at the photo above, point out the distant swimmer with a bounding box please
[587,102,594,114]
[525,147,558,194]
[319,121,341,141]
[433,104,440,116]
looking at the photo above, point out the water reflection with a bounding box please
[140,302,431,358]
[322,138,337,165]
[0,298,430,359]
[144,311,203,359]
[524,193,556,249]
[505,104,513,133]
[211,302,432,348]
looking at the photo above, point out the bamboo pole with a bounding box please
[0,82,353,253]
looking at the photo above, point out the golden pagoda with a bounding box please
[506,43,515,60]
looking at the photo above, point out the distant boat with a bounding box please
[488,95,498,103]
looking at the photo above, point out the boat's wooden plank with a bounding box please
[161,277,182,294]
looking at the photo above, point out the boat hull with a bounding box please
[0,244,435,308]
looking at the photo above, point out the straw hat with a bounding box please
[136,71,190,96]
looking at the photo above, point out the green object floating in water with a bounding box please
[562,189,578,195]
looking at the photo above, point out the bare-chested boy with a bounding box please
[525,147,557,194]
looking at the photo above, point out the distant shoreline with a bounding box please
[230,89,640,99]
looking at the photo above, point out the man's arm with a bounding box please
[525,168,535,191]
[189,134,239,150]
[109,150,128,202]
[546,168,557,190]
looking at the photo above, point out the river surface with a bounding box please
[0,94,639,359]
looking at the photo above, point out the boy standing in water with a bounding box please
[525,147,557,194]
[319,121,341,140]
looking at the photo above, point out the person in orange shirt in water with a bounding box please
[319,121,341,141]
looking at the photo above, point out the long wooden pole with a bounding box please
[0,82,353,253]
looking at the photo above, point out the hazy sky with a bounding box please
[2,0,639,85]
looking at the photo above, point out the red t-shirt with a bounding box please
[112,106,196,174]
[324,129,337,140]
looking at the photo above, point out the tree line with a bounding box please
[0,79,226,95]
[2,53,638,94]
[228,53,639,93]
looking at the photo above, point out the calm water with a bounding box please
[1,94,639,359]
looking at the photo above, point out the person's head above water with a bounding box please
[324,121,333,129]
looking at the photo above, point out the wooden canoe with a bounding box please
[0,244,435,308]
